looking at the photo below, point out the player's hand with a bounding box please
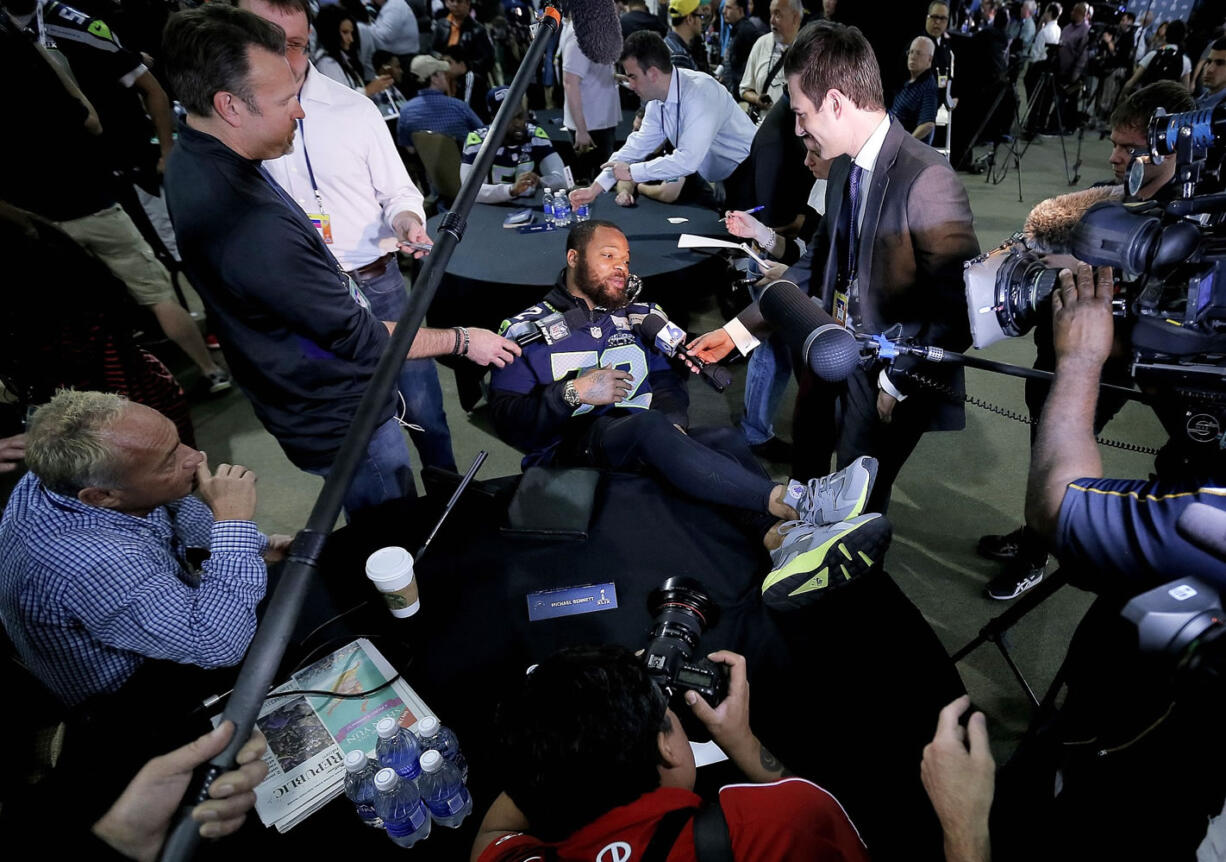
[92,721,268,861]
[575,129,594,151]
[686,330,735,364]
[511,172,540,196]
[364,74,395,97]
[1052,262,1114,371]
[464,328,522,368]
[573,364,634,405]
[195,453,257,523]
[0,433,25,473]
[615,189,636,207]
[877,388,898,424]
[263,534,294,563]
[570,185,601,208]
[600,160,634,182]
[921,696,994,862]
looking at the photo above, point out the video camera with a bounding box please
[962,102,1226,452]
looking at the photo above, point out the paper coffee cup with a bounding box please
[365,546,420,618]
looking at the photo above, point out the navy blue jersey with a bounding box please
[1057,477,1226,591]
[489,284,688,466]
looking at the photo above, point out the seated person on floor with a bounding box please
[0,390,289,707]
[471,645,870,861]
[488,221,890,609]
[460,86,567,203]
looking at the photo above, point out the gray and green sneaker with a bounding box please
[761,514,892,611]
[782,456,879,526]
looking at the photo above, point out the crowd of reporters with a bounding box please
[2,0,1226,859]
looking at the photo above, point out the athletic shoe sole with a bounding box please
[985,567,1045,601]
[761,514,892,612]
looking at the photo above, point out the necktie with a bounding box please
[842,163,864,286]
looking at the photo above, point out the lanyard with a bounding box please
[297,118,326,213]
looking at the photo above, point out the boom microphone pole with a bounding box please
[158,5,564,859]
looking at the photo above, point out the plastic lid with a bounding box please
[417,716,440,737]
[365,546,413,581]
[344,749,368,772]
[419,750,443,773]
[373,767,399,792]
[376,716,399,738]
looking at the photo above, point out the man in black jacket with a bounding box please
[161,4,517,516]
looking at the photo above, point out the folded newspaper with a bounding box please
[212,638,431,832]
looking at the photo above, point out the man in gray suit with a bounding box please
[690,20,979,515]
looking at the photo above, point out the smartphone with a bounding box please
[398,241,433,253]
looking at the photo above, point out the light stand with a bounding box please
[157,5,563,859]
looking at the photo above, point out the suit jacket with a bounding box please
[737,117,979,430]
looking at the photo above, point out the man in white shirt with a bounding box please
[371,0,419,59]
[244,0,462,472]
[562,31,621,182]
[569,30,756,211]
[1030,1,1061,64]
[739,0,802,113]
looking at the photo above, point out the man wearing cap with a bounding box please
[398,53,484,146]
[460,88,568,203]
[243,0,465,476]
[665,0,703,71]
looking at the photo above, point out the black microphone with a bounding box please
[756,280,860,383]
[505,311,574,346]
[637,308,734,392]
[565,0,624,65]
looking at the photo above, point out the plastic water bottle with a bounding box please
[554,190,572,227]
[375,715,423,780]
[343,750,384,828]
[417,749,473,828]
[416,716,468,783]
[373,767,432,848]
[543,187,555,226]
[575,193,590,223]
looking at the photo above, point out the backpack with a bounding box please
[1138,45,1185,87]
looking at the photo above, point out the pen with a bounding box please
[720,205,765,223]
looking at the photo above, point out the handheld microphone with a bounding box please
[637,308,734,392]
[505,311,574,346]
[756,280,860,383]
[564,0,624,65]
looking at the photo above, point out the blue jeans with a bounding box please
[741,333,794,447]
[351,256,458,472]
[306,417,417,518]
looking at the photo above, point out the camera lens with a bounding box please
[994,251,1062,339]
[642,578,720,694]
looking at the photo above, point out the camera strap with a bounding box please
[640,800,734,862]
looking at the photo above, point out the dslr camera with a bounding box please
[641,577,728,708]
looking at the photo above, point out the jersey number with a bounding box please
[550,345,652,415]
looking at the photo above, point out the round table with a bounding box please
[426,193,734,407]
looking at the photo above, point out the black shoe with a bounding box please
[750,436,794,462]
[985,556,1047,601]
[977,525,1030,562]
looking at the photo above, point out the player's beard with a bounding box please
[575,257,629,310]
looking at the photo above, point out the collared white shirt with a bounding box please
[740,31,788,105]
[262,63,426,271]
[596,67,756,190]
[372,0,418,55]
[1031,19,1060,61]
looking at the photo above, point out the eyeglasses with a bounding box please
[927,13,948,21]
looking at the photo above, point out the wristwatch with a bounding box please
[563,380,582,408]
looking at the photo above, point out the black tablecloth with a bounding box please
[265,470,967,860]
[426,195,733,408]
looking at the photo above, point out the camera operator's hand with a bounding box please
[573,364,634,404]
[921,696,994,862]
[685,651,791,783]
[1052,262,1114,371]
